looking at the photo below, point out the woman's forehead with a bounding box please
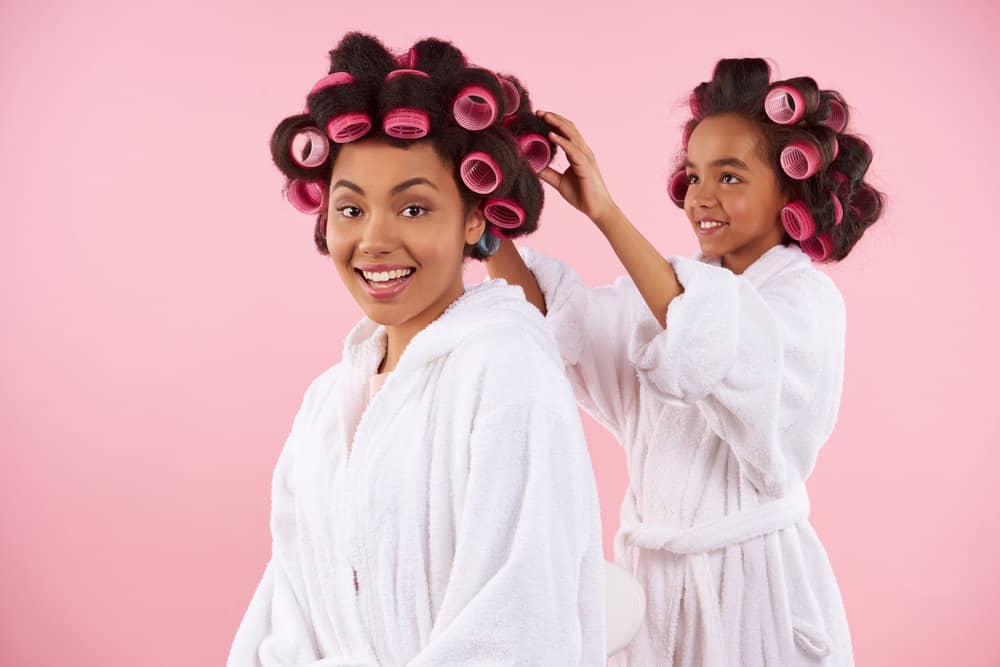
[331,140,452,192]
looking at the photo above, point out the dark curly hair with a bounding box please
[270,32,556,261]
[669,58,885,262]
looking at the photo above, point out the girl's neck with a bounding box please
[722,233,785,275]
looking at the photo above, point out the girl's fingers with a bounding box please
[548,131,589,168]
[537,110,591,155]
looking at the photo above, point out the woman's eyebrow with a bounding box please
[332,179,364,194]
[391,177,438,194]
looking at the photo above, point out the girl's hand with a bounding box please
[536,110,620,227]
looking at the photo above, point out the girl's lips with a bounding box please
[695,222,728,237]
[356,269,415,300]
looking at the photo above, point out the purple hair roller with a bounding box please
[780,140,822,180]
[326,112,372,144]
[518,134,552,174]
[460,151,503,194]
[801,234,832,262]
[764,85,805,125]
[781,201,815,241]
[286,180,327,215]
[290,127,330,168]
[484,197,526,229]
[820,99,848,133]
[667,169,688,207]
[453,85,498,131]
[383,109,430,139]
[497,76,521,117]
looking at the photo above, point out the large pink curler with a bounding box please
[286,179,328,215]
[497,76,521,117]
[801,234,832,262]
[518,134,552,174]
[383,108,430,139]
[780,140,822,180]
[764,85,805,125]
[289,127,330,168]
[386,68,430,81]
[308,71,355,97]
[780,201,816,241]
[326,112,372,143]
[453,85,498,131]
[460,151,503,194]
[820,99,848,132]
[667,169,688,207]
[831,193,844,226]
[484,197,526,229]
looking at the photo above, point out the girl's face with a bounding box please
[326,140,485,333]
[684,113,789,273]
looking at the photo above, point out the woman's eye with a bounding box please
[721,173,742,184]
[401,205,428,218]
[337,206,363,219]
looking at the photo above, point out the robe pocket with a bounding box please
[792,618,832,660]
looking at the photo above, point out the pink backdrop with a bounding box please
[3,0,998,664]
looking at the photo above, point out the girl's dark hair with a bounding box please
[270,33,556,260]
[674,58,885,262]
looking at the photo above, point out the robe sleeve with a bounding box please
[628,256,846,496]
[407,354,606,665]
[227,377,331,666]
[518,247,641,438]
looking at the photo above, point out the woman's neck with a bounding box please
[379,281,466,374]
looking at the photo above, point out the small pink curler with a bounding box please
[780,201,815,241]
[484,198,526,229]
[286,180,327,215]
[498,76,521,117]
[764,85,805,125]
[290,127,330,168]
[308,71,355,97]
[780,140,822,180]
[831,136,839,161]
[460,151,503,194]
[820,99,848,133]
[801,234,832,262]
[398,48,417,68]
[383,108,430,139]
[667,169,688,207]
[518,134,552,174]
[453,85,498,131]
[326,112,372,143]
[831,193,844,225]
[386,68,430,81]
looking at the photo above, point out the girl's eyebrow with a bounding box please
[684,157,750,170]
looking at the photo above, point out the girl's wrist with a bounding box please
[593,203,625,232]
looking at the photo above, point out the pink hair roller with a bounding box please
[386,68,430,81]
[484,198,526,229]
[764,85,805,125]
[398,48,417,68]
[326,112,372,144]
[689,91,702,119]
[781,201,815,241]
[286,180,327,215]
[489,225,514,241]
[820,99,848,133]
[518,134,552,174]
[831,136,839,161]
[831,193,844,226]
[801,234,832,262]
[667,169,688,207]
[453,85,498,131]
[290,127,330,168]
[460,151,503,194]
[497,76,521,117]
[308,71,355,98]
[383,109,430,139]
[780,140,822,180]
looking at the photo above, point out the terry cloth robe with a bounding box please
[228,280,607,666]
[520,244,853,667]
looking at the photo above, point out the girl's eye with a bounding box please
[721,173,742,184]
[686,173,699,185]
[337,206,363,219]
[401,205,428,218]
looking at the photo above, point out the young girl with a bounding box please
[228,33,606,665]
[487,59,884,666]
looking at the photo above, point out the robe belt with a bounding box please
[620,484,810,554]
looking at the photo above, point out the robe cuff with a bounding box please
[519,247,589,366]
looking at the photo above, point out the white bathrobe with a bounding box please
[520,244,853,666]
[228,281,606,666]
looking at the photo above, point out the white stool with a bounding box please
[604,561,645,656]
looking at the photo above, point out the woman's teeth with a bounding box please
[362,268,414,283]
[699,220,727,229]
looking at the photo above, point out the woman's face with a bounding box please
[326,139,485,332]
[684,113,789,273]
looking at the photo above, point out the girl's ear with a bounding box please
[463,204,486,245]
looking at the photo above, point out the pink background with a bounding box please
[3,0,997,664]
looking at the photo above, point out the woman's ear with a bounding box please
[464,204,486,245]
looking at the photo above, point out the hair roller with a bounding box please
[306,74,377,143]
[764,85,805,125]
[381,69,434,139]
[289,127,330,168]
[517,134,552,174]
[488,224,514,241]
[780,138,822,179]
[449,68,504,131]
[850,183,881,219]
[271,115,337,181]
[286,180,328,215]
[801,234,832,262]
[497,75,522,117]
[459,133,519,196]
[484,197,526,229]
[667,169,688,207]
[474,229,501,257]
[818,93,849,133]
[460,152,503,194]
[780,201,815,241]
[831,193,844,225]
